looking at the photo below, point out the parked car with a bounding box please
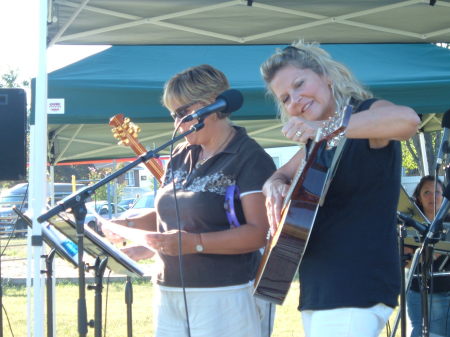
[117,197,137,210]
[119,192,155,219]
[84,200,126,235]
[0,183,85,237]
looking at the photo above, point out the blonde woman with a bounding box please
[260,41,420,337]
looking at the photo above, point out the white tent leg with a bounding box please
[29,0,50,336]
[419,132,429,176]
[26,229,32,337]
[49,166,55,206]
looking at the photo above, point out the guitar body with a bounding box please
[254,101,353,305]
[254,141,329,305]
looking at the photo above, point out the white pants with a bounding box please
[255,297,276,337]
[154,282,263,337]
[301,303,394,337]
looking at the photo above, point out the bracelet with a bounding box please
[195,233,205,253]
[224,185,241,228]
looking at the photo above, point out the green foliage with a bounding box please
[0,69,29,88]
[54,164,91,182]
[402,131,439,176]
[402,140,419,175]
[88,166,126,201]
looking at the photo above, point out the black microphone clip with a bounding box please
[397,211,428,236]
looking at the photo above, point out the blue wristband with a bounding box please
[224,185,241,228]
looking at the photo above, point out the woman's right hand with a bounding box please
[98,219,126,244]
[263,177,290,235]
[121,245,155,261]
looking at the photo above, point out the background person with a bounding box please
[103,64,276,337]
[260,41,420,337]
[406,175,450,337]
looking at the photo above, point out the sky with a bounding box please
[0,0,109,83]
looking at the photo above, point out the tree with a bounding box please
[402,131,441,176]
[0,69,29,88]
[87,166,125,201]
[54,164,92,183]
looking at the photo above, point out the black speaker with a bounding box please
[0,88,27,181]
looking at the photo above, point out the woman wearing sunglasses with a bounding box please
[103,64,276,337]
[260,41,420,337]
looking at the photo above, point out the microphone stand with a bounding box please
[37,121,206,337]
[125,276,133,337]
[398,223,408,337]
[390,215,428,337]
[43,249,57,337]
[87,257,108,337]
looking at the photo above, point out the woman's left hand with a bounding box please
[282,116,323,144]
[144,230,199,256]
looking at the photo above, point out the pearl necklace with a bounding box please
[195,128,235,169]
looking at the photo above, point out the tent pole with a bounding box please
[419,132,429,176]
[29,0,50,336]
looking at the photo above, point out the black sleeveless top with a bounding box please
[299,99,401,310]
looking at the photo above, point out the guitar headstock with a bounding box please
[316,98,353,148]
[109,113,141,146]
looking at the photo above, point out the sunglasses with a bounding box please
[170,102,198,120]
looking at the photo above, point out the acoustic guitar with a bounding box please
[254,102,353,305]
[109,114,164,184]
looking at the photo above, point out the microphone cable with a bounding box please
[103,269,112,337]
[1,183,29,255]
[2,304,14,337]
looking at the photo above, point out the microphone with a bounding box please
[182,89,243,123]
[435,109,450,172]
[397,211,428,235]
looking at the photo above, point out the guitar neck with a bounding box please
[109,114,164,184]
[128,139,164,184]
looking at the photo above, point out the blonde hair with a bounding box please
[162,64,230,119]
[260,41,372,122]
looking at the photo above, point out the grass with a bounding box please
[1,279,404,337]
[1,279,301,337]
[0,237,403,337]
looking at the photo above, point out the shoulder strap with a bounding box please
[354,98,378,113]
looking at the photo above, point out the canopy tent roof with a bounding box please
[47,0,450,46]
[32,43,450,163]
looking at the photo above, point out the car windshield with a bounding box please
[133,194,155,208]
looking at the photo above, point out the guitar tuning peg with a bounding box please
[111,127,117,133]
[123,139,130,145]
[136,127,141,133]
[116,126,123,132]
[124,117,130,124]
[133,132,138,138]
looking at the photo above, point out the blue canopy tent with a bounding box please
[26,1,450,335]
[32,43,450,163]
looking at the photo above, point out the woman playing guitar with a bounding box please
[260,41,420,337]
